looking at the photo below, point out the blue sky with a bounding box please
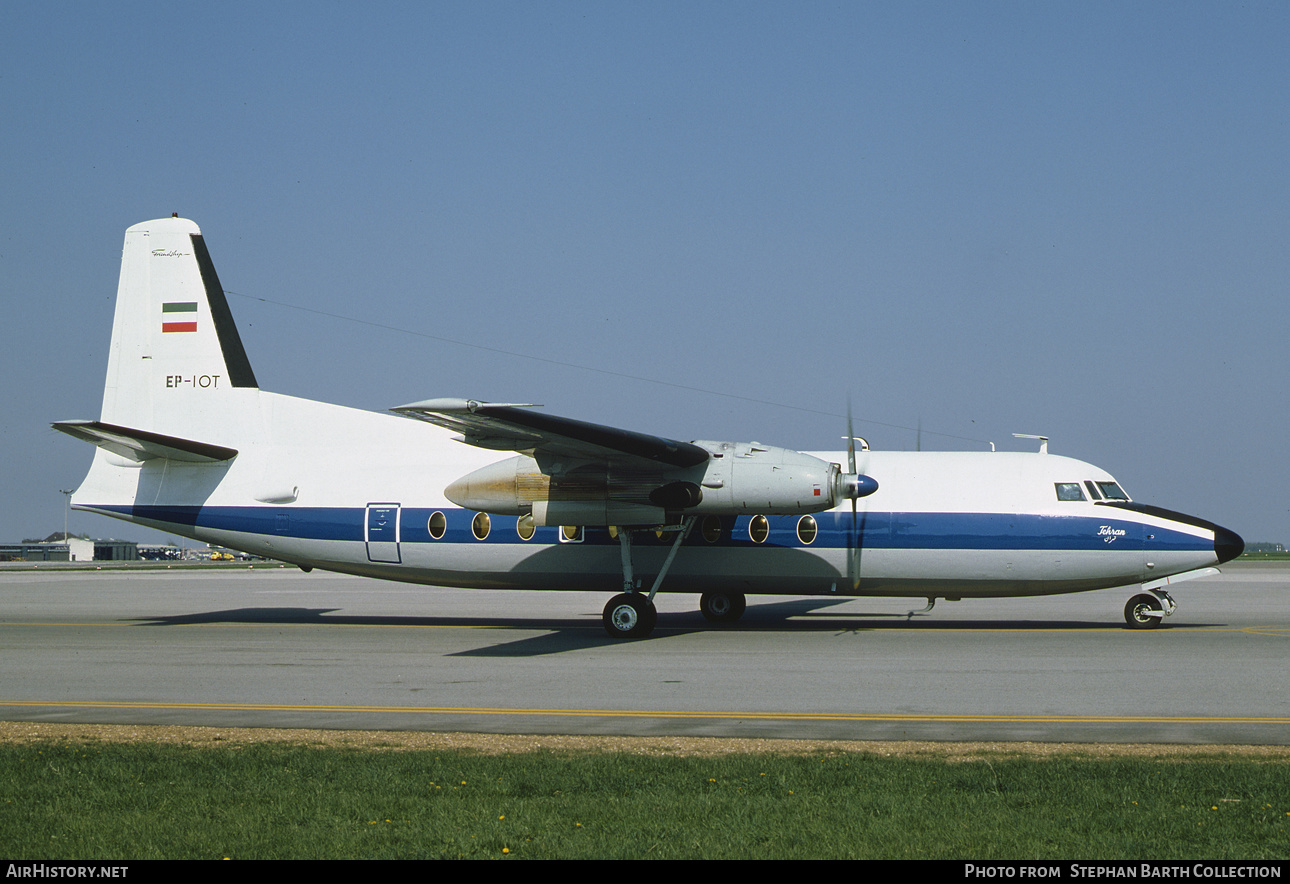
[2,2,1286,545]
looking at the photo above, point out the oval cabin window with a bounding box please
[796,515,817,545]
[701,515,723,543]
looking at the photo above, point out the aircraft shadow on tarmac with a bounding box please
[124,597,1173,658]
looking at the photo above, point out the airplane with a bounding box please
[55,217,1245,638]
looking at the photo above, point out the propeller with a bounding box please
[835,400,878,590]
[848,402,859,589]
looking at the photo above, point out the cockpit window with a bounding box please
[1084,481,1102,500]
[1095,481,1129,501]
[1055,483,1086,501]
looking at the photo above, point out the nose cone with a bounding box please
[1214,524,1245,564]
[1105,501,1244,567]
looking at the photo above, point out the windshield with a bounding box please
[1095,481,1129,501]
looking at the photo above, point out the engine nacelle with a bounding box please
[690,440,841,514]
[444,441,877,525]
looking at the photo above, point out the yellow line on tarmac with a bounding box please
[2,699,1289,726]
[1238,626,1290,637]
[0,621,505,629]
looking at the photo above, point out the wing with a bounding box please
[391,398,710,469]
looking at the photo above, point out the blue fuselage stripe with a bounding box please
[93,505,1213,553]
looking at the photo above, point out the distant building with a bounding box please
[1,541,72,562]
[1245,542,1286,554]
[0,536,138,562]
[90,539,139,560]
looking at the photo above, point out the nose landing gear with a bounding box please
[1124,590,1177,629]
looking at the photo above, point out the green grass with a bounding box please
[2,741,1287,859]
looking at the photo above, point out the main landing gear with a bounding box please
[601,516,696,639]
[698,591,746,624]
[602,593,658,638]
[603,589,751,637]
[1123,589,1177,629]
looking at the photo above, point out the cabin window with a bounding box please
[749,515,770,543]
[1096,481,1129,501]
[560,525,584,543]
[471,511,491,540]
[701,515,723,543]
[796,515,817,545]
[1055,483,1086,501]
[427,511,447,540]
[516,513,535,541]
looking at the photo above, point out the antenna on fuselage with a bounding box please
[1013,433,1049,454]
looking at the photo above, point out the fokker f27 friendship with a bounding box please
[56,218,1244,637]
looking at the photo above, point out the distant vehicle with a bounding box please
[138,546,182,561]
[56,218,1242,637]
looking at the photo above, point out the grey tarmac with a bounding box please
[1,561,1286,745]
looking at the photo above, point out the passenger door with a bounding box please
[365,503,402,564]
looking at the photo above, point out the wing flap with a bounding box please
[53,420,238,463]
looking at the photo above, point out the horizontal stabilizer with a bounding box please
[52,420,238,463]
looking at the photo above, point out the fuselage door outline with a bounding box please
[365,502,402,564]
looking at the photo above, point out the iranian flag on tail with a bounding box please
[162,301,198,333]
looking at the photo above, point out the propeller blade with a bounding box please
[850,496,859,590]
[847,398,859,589]
[846,399,856,476]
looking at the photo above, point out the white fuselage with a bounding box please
[73,387,1227,599]
[62,217,1241,614]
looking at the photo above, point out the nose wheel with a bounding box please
[1124,590,1176,629]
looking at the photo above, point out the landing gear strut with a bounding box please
[601,516,696,639]
[1124,590,1176,629]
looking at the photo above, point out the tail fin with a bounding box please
[100,217,258,429]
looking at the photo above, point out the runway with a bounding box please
[1,562,1286,744]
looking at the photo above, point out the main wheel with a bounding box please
[603,593,657,638]
[699,591,747,624]
[1124,593,1163,629]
